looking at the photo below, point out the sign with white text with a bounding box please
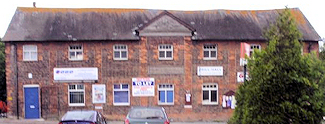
[197,66,223,76]
[132,78,155,97]
[54,68,98,81]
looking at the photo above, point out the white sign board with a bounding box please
[132,78,155,97]
[54,68,98,81]
[197,66,223,76]
[237,72,249,82]
[92,84,106,103]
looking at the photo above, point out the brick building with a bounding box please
[3,7,321,121]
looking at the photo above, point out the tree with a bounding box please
[0,38,5,102]
[229,8,325,124]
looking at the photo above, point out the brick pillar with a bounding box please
[184,36,193,110]
[139,37,149,106]
[5,43,18,117]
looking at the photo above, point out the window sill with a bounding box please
[202,102,218,105]
[23,60,38,61]
[69,103,85,106]
[158,58,173,61]
[113,103,130,106]
[158,103,174,105]
[113,58,128,61]
[69,59,83,61]
[203,58,217,60]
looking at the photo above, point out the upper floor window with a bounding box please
[203,45,217,60]
[113,45,128,60]
[249,44,261,57]
[158,44,173,60]
[23,45,37,61]
[202,83,218,105]
[68,84,85,106]
[69,45,83,60]
[158,84,174,105]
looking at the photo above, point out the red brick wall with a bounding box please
[5,39,319,121]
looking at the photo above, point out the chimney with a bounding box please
[33,2,36,8]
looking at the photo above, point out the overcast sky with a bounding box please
[0,0,324,41]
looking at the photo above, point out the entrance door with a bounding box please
[24,86,40,119]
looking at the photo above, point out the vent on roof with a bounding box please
[33,2,36,8]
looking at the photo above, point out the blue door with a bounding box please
[24,87,40,119]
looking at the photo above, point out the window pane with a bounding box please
[31,52,37,60]
[70,92,84,103]
[70,52,76,58]
[203,91,209,101]
[77,85,84,89]
[211,51,216,58]
[159,91,165,103]
[114,51,120,58]
[211,90,217,102]
[114,91,128,103]
[23,52,30,60]
[114,84,120,89]
[159,51,165,58]
[203,51,209,58]
[166,51,172,58]
[122,84,128,89]
[24,45,36,51]
[167,91,173,103]
[69,85,75,90]
[121,51,127,58]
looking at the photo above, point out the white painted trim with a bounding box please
[157,84,174,105]
[113,44,128,60]
[68,84,86,106]
[202,83,219,105]
[113,84,130,106]
[23,45,38,61]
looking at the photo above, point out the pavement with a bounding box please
[0,118,227,124]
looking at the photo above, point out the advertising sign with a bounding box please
[197,66,223,76]
[237,72,249,82]
[54,68,98,81]
[92,84,106,103]
[132,78,155,97]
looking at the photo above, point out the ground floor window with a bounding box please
[113,84,130,106]
[158,84,174,105]
[202,83,218,105]
[68,84,85,106]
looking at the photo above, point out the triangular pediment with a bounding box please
[139,12,194,36]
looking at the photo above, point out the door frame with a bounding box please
[23,85,41,119]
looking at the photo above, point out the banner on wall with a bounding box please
[132,78,155,97]
[92,84,106,103]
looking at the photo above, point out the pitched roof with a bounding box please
[3,7,321,41]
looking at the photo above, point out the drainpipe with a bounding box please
[10,43,19,119]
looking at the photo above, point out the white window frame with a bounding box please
[23,45,38,61]
[68,84,85,106]
[158,44,173,60]
[113,45,128,60]
[113,84,130,106]
[203,45,217,60]
[69,45,83,60]
[249,44,261,57]
[158,84,174,105]
[202,83,218,105]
